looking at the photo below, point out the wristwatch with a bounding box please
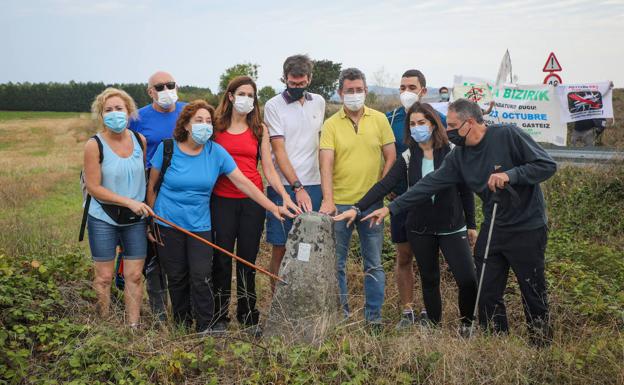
[291,180,303,193]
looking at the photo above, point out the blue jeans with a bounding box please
[87,215,147,262]
[334,202,385,322]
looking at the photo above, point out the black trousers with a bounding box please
[144,240,167,317]
[408,230,477,325]
[143,168,167,317]
[156,225,214,332]
[210,195,265,326]
[474,225,549,333]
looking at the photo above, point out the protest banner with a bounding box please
[555,81,614,122]
[488,84,567,146]
[453,77,567,145]
[452,84,493,104]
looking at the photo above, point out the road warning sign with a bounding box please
[544,73,562,86]
[543,52,562,72]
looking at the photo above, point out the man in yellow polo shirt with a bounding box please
[319,67,396,329]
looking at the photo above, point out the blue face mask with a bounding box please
[103,111,127,133]
[410,124,432,143]
[191,123,213,145]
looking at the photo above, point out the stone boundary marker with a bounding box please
[264,212,341,345]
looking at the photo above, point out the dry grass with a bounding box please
[0,117,92,209]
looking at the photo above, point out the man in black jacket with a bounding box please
[362,99,557,344]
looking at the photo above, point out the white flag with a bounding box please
[495,50,512,86]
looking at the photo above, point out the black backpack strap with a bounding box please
[79,135,103,241]
[93,135,103,163]
[129,130,145,151]
[79,194,91,242]
[153,139,174,194]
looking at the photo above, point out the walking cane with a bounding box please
[469,189,501,337]
[151,213,288,285]
[469,184,520,337]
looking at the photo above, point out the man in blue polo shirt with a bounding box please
[129,70,187,321]
[386,69,448,329]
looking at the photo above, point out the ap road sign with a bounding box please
[543,52,562,72]
[544,73,562,86]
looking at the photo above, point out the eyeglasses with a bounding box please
[153,82,176,92]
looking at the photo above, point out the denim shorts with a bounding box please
[265,184,322,245]
[87,215,147,262]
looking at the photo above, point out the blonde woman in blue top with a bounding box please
[83,88,154,327]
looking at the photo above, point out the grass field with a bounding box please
[0,113,623,384]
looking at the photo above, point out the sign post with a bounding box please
[543,52,563,86]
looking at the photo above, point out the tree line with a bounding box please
[0,59,342,112]
[0,82,214,112]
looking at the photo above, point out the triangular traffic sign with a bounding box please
[543,52,562,72]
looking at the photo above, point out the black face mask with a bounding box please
[447,121,471,146]
[287,86,306,101]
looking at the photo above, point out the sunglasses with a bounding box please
[153,82,176,92]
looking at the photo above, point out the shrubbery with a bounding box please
[1,164,623,384]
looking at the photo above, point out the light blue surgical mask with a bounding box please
[410,124,432,143]
[191,123,213,145]
[103,111,128,133]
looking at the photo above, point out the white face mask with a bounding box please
[233,95,254,114]
[343,92,366,112]
[156,89,178,109]
[400,91,420,110]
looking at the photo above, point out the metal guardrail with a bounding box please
[545,147,624,164]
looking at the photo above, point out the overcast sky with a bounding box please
[3,0,623,92]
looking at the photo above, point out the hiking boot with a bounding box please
[367,321,384,336]
[242,324,263,338]
[395,310,416,330]
[198,326,227,337]
[528,318,553,348]
[458,323,474,338]
[418,310,431,327]
[211,321,228,334]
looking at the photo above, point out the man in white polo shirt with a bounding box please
[264,54,326,290]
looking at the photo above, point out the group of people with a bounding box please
[83,54,557,344]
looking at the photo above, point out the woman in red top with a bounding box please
[211,76,300,334]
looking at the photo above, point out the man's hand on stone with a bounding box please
[295,188,313,212]
[319,200,336,215]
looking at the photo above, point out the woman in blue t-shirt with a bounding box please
[83,88,154,328]
[146,100,293,334]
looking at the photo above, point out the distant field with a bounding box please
[0,111,84,121]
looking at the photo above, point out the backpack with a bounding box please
[78,130,144,241]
